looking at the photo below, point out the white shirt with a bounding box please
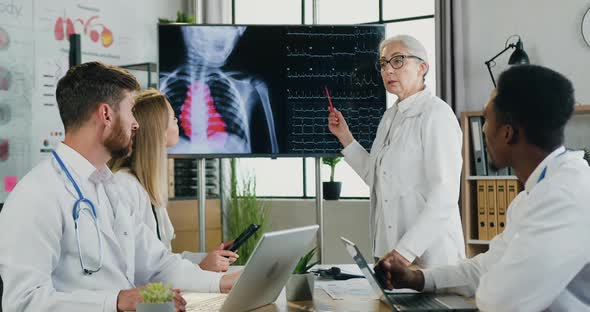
[342,86,465,267]
[0,143,221,312]
[423,147,590,311]
[113,170,206,263]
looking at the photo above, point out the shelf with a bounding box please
[119,62,157,72]
[169,196,220,201]
[467,239,490,245]
[461,105,590,258]
[467,176,518,180]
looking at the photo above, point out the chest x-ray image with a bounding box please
[160,25,280,155]
[159,24,385,157]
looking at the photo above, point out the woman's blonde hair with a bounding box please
[110,88,169,207]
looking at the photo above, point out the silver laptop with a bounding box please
[186,225,319,312]
[341,237,478,312]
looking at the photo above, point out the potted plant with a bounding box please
[322,157,343,200]
[225,159,271,265]
[286,248,318,301]
[158,11,196,24]
[137,282,174,312]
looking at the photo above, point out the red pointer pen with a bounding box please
[324,85,335,112]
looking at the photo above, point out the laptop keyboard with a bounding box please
[388,294,448,311]
[185,294,227,312]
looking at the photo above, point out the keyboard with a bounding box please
[185,293,228,312]
[387,293,448,311]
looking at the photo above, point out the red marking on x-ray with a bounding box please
[180,81,228,139]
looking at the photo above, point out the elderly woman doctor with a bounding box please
[328,35,465,268]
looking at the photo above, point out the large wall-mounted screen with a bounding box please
[159,24,386,157]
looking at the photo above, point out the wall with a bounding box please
[0,0,183,202]
[460,0,590,112]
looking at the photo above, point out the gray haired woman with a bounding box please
[328,35,465,268]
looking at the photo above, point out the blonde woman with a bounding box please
[110,89,238,272]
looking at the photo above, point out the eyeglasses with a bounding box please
[375,54,424,72]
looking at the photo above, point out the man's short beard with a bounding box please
[105,117,133,159]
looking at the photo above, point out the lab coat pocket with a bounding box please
[385,142,422,195]
[402,190,424,221]
[390,190,426,235]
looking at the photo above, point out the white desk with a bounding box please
[187,264,394,312]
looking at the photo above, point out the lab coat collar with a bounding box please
[395,85,432,117]
[524,146,566,192]
[55,142,114,185]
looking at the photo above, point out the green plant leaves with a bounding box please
[159,11,196,24]
[139,282,173,304]
[322,157,343,182]
[292,247,317,274]
[226,159,271,265]
[322,157,342,167]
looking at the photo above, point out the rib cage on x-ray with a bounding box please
[161,65,253,153]
[206,71,249,143]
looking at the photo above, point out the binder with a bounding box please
[477,180,488,240]
[469,117,487,176]
[167,158,175,198]
[486,180,498,239]
[495,167,510,176]
[496,180,508,234]
[482,139,509,176]
[506,180,520,207]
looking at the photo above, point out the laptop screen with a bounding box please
[341,237,390,299]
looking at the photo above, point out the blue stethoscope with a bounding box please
[52,150,103,275]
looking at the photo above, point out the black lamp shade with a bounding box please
[508,39,529,64]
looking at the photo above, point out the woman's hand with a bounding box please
[220,270,242,293]
[171,288,187,312]
[198,243,239,272]
[328,108,354,147]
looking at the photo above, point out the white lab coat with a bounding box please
[342,86,465,267]
[113,170,206,263]
[423,147,590,311]
[0,143,221,312]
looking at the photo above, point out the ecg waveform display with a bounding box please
[285,26,385,154]
[159,25,385,157]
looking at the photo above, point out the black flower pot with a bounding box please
[322,182,342,200]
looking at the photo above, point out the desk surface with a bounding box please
[186,264,475,312]
[254,288,392,312]
[191,264,409,311]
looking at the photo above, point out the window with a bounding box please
[316,0,378,24]
[237,158,304,197]
[232,0,435,198]
[383,0,434,21]
[234,0,302,24]
[305,158,369,197]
